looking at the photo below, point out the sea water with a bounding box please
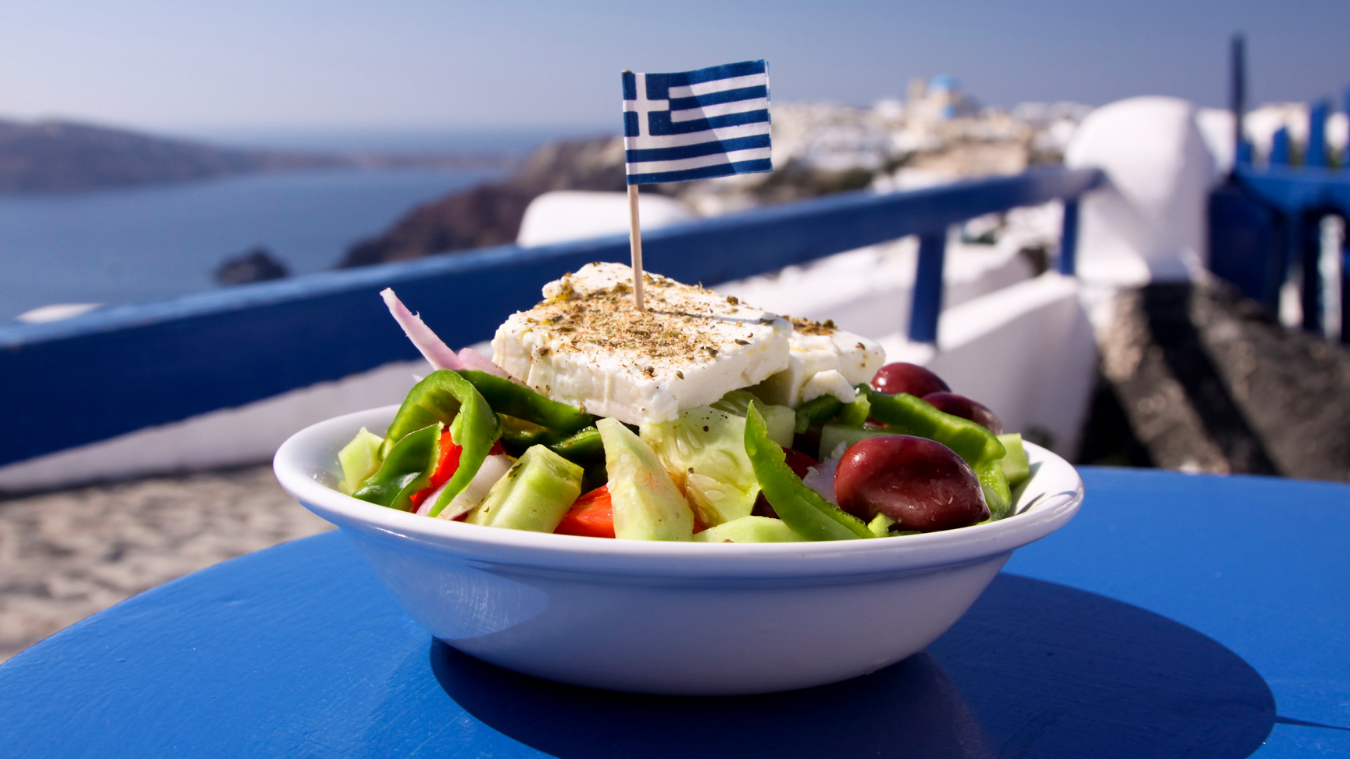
[0,166,504,321]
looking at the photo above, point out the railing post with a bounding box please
[1230,34,1249,169]
[1296,212,1323,334]
[1307,99,1330,168]
[1342,215,1350,344]
[908,230,947,345]
[1263,210,1295,309]
[1342,215,1349,344]
[1056,198,1080,275]
[1270,127,1291,166]
[1345,85,1350,163]
[1235,139,1254,167]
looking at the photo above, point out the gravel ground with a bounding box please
[0,464,332,663]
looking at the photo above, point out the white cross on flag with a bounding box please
[621,60,772,185]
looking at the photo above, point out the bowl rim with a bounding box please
[274,405,1084,578]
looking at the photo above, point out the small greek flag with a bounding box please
[621,60,771,185]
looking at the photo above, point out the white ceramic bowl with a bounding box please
[275,405,1083,696]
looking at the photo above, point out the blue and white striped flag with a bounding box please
[621,60,771,185]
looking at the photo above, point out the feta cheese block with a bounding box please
[750,317,886,406]
[492,263,792,425]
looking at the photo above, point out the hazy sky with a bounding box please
[2,0,1347,132]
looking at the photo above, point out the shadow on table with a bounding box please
[431,574,1275,758]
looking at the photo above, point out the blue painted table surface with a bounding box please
[2,468,1346,758]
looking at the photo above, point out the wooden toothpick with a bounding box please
[622,68,645,311]
[627,183,645,311]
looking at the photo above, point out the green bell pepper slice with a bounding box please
[498,420,604,462]
[857,386,1005,467]
[380,370,503,518]
[498,416,565,455]
[974,459,1013,519]
[459,370,592,435]
[353,423,441,512]
[549,425,604,463]
[794,395,844,434]
[834,393,872,427]
[745,402,872,541]
[383,371,485,454]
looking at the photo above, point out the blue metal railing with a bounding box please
[1216,35,1350,340]
[0,167,1102,468]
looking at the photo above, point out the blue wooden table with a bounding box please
[2,468,1346,758]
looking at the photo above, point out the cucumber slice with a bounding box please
[640,405,760,528]
[997,433,1031,487]
[467,445,583,532]
[598,418,694,541]
[693,516,804,543]
[867,512,897,537]
[818,423,890,461]
[710,390,795,448]
[338,427,384,495]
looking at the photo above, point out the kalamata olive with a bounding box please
[870,362,950,397]
[922,392,1004,435]
[834,436,989,532]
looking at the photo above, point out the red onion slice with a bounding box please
[382,288,522,384]
[380,288,465,371]
[457,347,515,381]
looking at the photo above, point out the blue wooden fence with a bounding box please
[1212,35,1350,340]
[0,167,1101,468]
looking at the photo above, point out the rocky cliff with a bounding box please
[333,134,890,267]
[337,136,626,267]
[334,98,1064,268]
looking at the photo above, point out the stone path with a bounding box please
[1093,278,1350,480]
[0,464,332,663]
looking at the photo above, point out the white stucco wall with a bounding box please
[1066,97,1216,286]
[517,191,697,247]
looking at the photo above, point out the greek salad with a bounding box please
[335,265,1030,543]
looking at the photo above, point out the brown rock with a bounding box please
[341,184,536,268]
[215,247,290,286]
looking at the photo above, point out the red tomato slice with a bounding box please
[554,483,710,537]
[555,485,615,538]
[409,433,507,509]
